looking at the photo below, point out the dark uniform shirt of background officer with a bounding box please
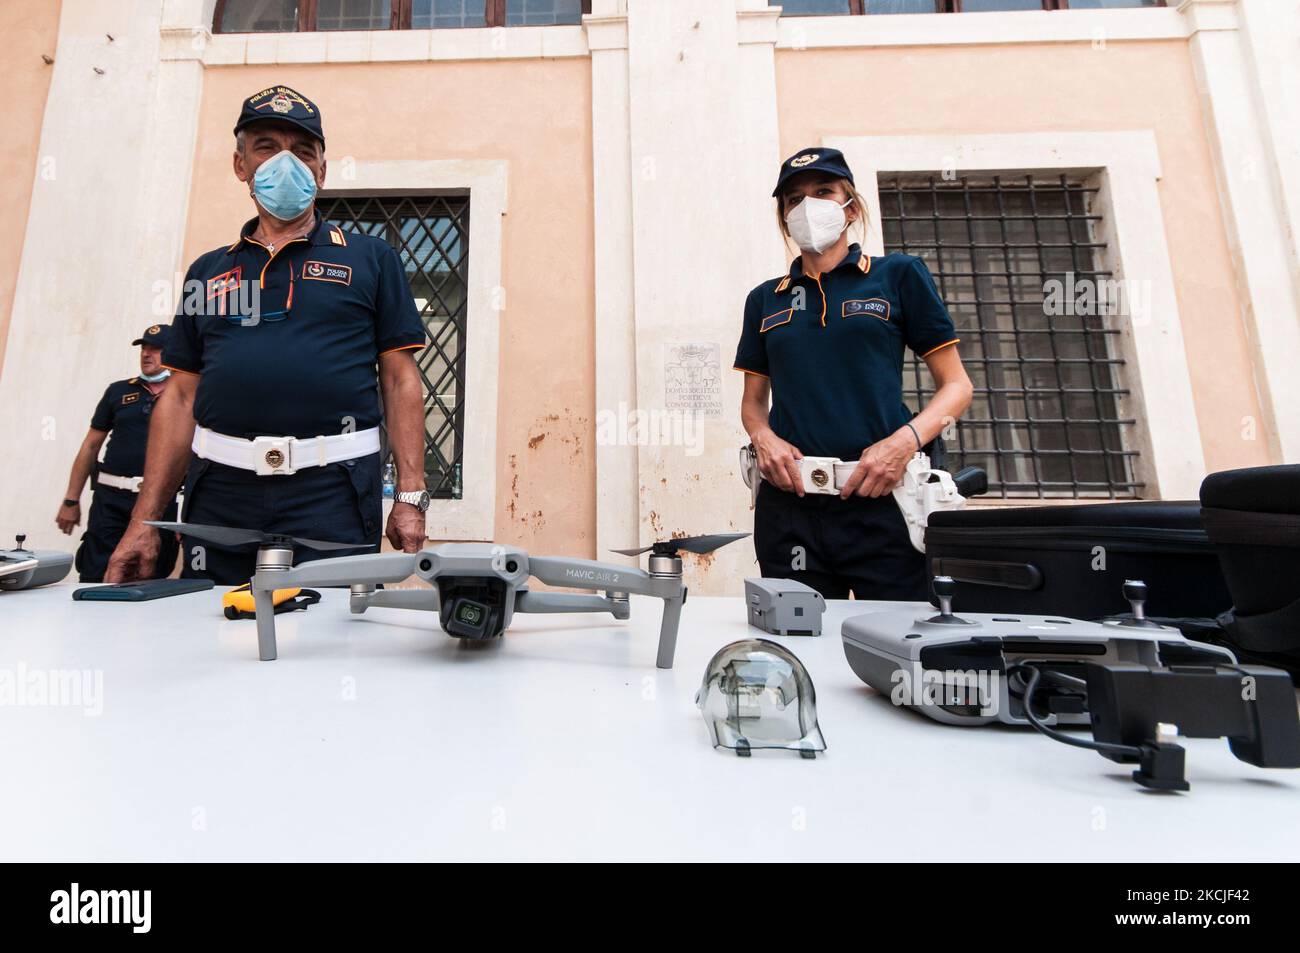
[55,326,180,582]
[103,86,428,586]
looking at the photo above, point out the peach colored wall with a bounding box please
[0,0,62,373]
[776,40,1269,476]
[185,60,595,555]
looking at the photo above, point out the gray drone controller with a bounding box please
[842,576,1237,726]
[0,534,73,592]
[147,522,746,667]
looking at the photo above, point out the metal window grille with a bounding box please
[214,0,591,31]
[878,173,1141,498]
[317,194,470,500]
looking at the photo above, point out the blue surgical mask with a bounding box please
[252,150,317,222]
[139,368,170,383]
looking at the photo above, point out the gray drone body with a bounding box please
[146,521,747,668]
[744,578,825,637]
[843,606,1236,727]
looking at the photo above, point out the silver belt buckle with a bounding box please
[252,436,296,476]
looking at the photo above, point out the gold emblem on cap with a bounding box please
[148,324,161,335]
[270,94,292,114]
[790,153,819,168]
[264,449,285,469]
[811,467,830,487]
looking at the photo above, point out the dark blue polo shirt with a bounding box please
[734,245,959,460]
[90,378,156,478]
[163,214,426,440]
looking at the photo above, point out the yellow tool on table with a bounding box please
[222,583,321,621]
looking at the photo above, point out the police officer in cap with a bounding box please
[105,86,429,584]
[735,147,974,600]
[56,325,181,582]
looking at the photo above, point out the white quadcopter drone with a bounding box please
[147,521,747,668]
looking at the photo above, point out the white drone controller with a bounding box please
[0,534,73,591]
[842,576,1236,727]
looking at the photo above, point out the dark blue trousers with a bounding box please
[178,454,382,586]
[76,484,179,583]
[753,479,927,602]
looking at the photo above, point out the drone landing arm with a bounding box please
[266,552,421,589]
[515,590,626,616]
[656,593,684,670]
[249,551,421,661]
[356,587,440,613]
[526,555,656,595]
[527,555,685,669]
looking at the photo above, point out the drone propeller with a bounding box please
[144,521,372,553]
[611,532,749,558]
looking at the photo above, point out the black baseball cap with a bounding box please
[772,147,855,197]
[234,85,325,146]
[132,324,169,347]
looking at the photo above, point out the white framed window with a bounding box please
[829,131,1206,500]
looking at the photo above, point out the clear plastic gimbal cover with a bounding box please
[695,639,826,757]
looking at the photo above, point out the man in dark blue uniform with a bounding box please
[56,325,180,582]
[105,86,429,585]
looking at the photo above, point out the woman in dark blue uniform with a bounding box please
[734,148,973,601]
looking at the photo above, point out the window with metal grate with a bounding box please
[878,173,1141,499]
[317,194,469,500]
[214,0,590,31]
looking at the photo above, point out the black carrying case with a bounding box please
[924,501,1232,620]
[1199,464,1300,673]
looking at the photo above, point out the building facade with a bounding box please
[1,0,1296,593]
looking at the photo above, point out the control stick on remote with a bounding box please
[926,575,974,625]
[1119,579,1160,628]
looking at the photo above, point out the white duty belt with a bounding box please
[97,472,144,493]
[738,447,970,554]
[192,425,381,477]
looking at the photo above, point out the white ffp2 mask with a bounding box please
[785,196,852,254]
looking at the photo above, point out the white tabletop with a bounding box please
[1,581,1296,862]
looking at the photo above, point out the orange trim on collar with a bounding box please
[858,253,871,274]
[812,274,827,328]
[774,275,791,294]
[159,363,199,376]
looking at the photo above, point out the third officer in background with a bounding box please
[56,325,180,581]
[105,86,429,584]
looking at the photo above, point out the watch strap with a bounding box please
[395,490,429,512]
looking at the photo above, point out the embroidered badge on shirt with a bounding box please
[760,308,794,333]
[122,392,140,405]
[207,267,242,300]
[843,298,890,321]
[302,260,352,286]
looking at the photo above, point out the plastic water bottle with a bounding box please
[382,463,396,500]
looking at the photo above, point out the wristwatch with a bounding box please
[62,498,78,508]
[394,490,431,513]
